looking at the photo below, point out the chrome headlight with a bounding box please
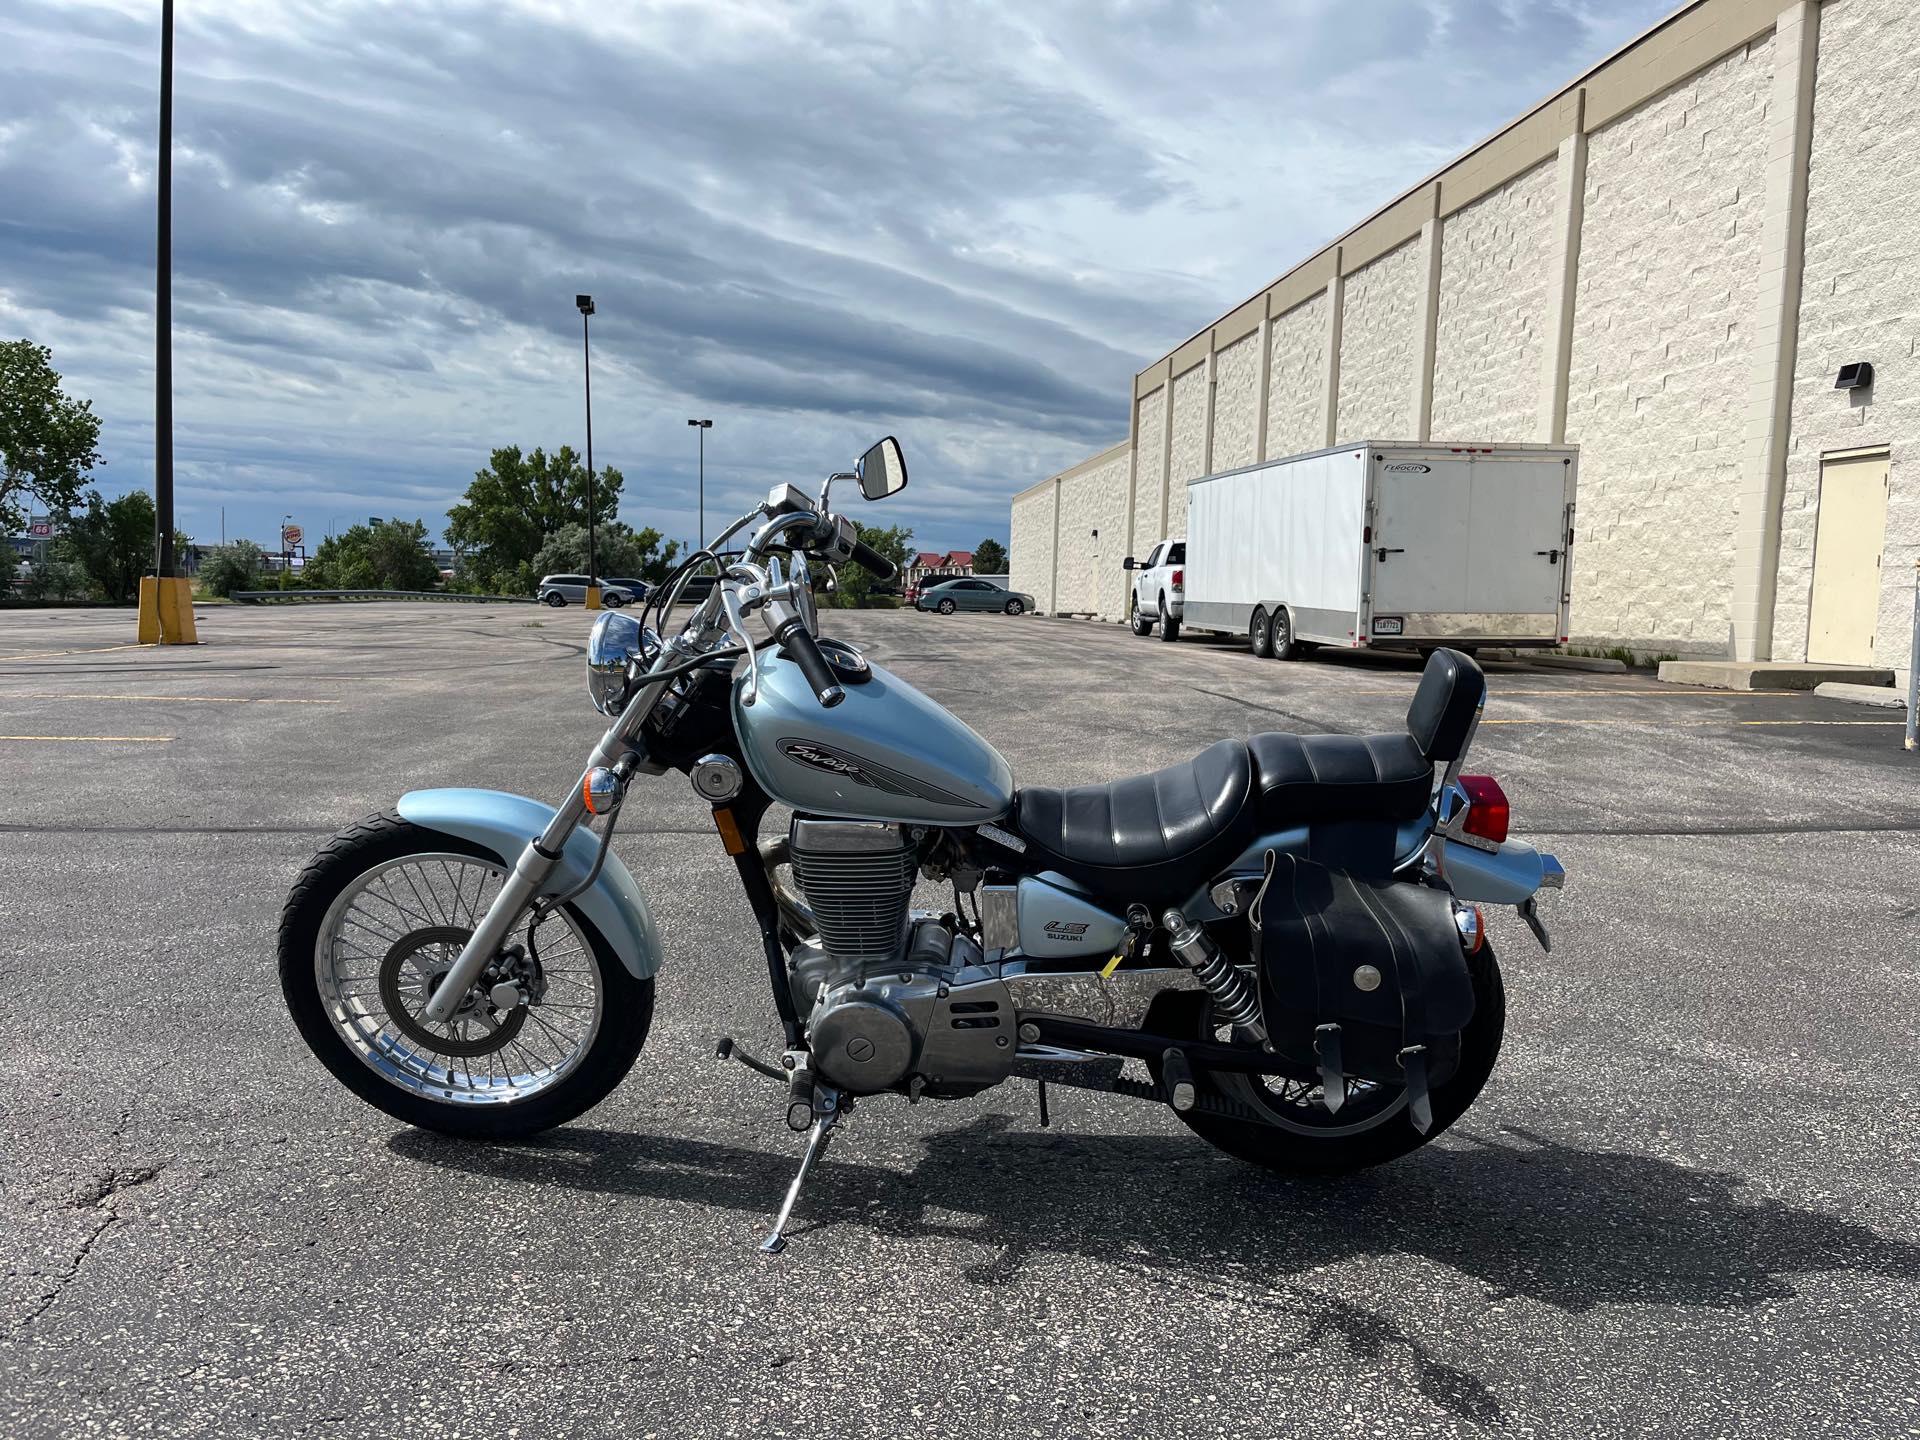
[586,611,655,716]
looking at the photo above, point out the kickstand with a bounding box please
[760,1101,841,1255]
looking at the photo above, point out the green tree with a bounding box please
[445,445,623,595]
[306,518,441,591]
[825,522,913,608]
[197,540,266,598]
[58,489,163,604]
[531,522,681,585]
[23,556,86,602]
[0,340,102,534]
[972,538,1007,576]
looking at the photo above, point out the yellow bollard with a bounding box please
[159,576,199,643]
[137,576,163,644]
[584,584,602,612]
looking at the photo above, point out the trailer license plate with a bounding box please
[1373,616,1403,636]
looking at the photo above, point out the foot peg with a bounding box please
[1161,1046,1197,1112]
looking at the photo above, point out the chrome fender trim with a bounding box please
[1436,834,1563,905]
[395,787,663,980]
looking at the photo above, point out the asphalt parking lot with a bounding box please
[3,601,1918,1438]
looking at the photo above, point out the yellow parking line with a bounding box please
[0,734,175,743]
[0,642,150,662]
[1480,717,1898,728]
[1,692,341,705]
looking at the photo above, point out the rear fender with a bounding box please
[394,787,663,979]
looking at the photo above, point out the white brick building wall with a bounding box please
[1133,390,1166,548]
[1056,448,1133,618]
[1166,363,1208,537]
[1009,483,1055,613]
[1430,161,1558,442]
[1775,0,1920,674]
[1211,331,1262,471]
[1335,239,1424,442]
[1563,36,1773,654]
[1266,295,1326,460]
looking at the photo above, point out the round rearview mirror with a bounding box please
[586,610,655,716]
[856,436,908,500]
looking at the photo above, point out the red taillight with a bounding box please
[1171,569,1183,589]
[1459,774,1509,844]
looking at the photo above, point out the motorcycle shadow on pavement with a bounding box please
[389,1107,1920,1327]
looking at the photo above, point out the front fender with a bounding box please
[395,787,663,980]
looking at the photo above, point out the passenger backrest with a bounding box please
[1405,648,1486,763]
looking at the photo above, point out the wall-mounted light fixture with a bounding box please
[1835,362,1874,391]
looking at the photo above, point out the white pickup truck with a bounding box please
[1123,537,1186,641]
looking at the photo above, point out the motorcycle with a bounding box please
[279,437,1566,1252]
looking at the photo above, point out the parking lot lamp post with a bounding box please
[687,418,712,543]
[576,294,598,609]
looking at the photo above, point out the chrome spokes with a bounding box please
[315,853,604,1106]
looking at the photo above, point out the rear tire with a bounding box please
[937,598,956,615]
[1159,940,1505,1175]
[279,812,654,1140]
[1249,607,1274,658]
[1158,597,1180,643]
[1270,606,1297,661]
[1130,597,1153,636]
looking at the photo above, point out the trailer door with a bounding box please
[1371,454,1568,638]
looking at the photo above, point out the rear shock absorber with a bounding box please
[1161,908,1267,1042]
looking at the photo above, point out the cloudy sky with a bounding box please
[2,0,1673,556]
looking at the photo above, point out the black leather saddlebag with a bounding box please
[1255,853,1475,1129]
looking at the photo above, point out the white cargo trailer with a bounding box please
[1180,442,1577,657]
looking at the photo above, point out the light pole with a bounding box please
[576,294,598,608]
[687,418,712,542]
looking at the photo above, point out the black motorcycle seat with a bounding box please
[1012,738,1257,899]
[1248,731,1433,826]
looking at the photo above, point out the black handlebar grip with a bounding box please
[778,620,845,708]
[849,537,897,582]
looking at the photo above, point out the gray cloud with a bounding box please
[1,0,1671,552]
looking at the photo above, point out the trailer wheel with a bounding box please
[1158,597,1180,643]
[1270,606,1297,661]
[1249,607,1274,658]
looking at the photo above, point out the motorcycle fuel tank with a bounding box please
[733,648,1014,824]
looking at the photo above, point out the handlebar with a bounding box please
[776,616,845,708]
[848,536,897,582]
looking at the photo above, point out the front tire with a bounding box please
[1129,597,1153,636]
[279,812,654,1139]
[1249,607,1274,658]
[1005,599,1024,616]
[1157,940,1505,1174]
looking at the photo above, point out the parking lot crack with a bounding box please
[16,1162,166,1331]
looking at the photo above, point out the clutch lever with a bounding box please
[719,579,764,706]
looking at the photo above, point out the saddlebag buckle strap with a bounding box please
[1399,1044,1433,1134]
[1313,1023,1345,1114]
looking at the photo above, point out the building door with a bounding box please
[1806,451,1890,666]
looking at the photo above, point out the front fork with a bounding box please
[422,663,676,1024]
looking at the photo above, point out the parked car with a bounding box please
[535,574,641,608]
[914,577,1034,616]
[1123,538,1185,639]
[604,577,652,606]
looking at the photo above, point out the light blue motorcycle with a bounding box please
[280,437,1565,1252]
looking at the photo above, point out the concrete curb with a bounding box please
[1657,659,1896,691]
[1813,681,1906,709]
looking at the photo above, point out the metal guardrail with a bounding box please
[231,589,532,605]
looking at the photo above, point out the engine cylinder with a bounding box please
[789,818,916,969]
